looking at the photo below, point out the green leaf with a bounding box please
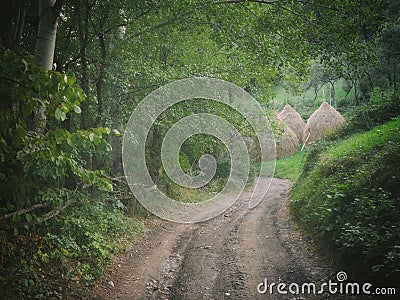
[6,202,14,211]
[93,135,102,146]
[55,107,66,121]
[100,178,113,191]
[88,171,96,183]
[25,213,33,222]
[21,57,28,71]
[67,76,76,85]
[15,124,26,138]
[112,129,121,136]
[94,127,111,135]
[0,207,8,216]
[73,104,82,114]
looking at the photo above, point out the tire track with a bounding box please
[93,178,340,300]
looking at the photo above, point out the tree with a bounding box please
[34,0,64,70]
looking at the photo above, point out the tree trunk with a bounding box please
[388,57,392,87]
[109,119,123,175]
[14,0,27,52]
[34,0,63,70]
[330,81,336,108]
[96,32,107,125]
[33,0,63,135]
[0,1,15,50]
[353,79,358,107]
[76,0,90,129]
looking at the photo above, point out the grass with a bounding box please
[254,151,306,182]
[169,151,306,204]
[274,152,305,181]
[290,117,400,286]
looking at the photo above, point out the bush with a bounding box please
[0,48,140,299]
[0,191,140,299]
[336,88,400,138]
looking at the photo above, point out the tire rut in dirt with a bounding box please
[144,227,195,299]
[169,199,251,300]
[170,178,332,300]
[93,178,346,300]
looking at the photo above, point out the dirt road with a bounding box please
[92,178,340,299]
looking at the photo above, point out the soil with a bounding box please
[91,178,349,300]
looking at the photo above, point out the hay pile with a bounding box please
[303,102,345,146]
[274,114,300,159]
[245,135,276,162]
[279,104,306,143]
[242,136,259,162]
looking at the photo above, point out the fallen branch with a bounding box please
[0,203,49,222]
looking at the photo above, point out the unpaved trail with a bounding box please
[92,178,342,299]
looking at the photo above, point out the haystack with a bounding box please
[274,114,300,159]
[279,104,306,143]
[245,135,276,162]
[303,102,345,146]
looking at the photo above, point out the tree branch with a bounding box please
[132,0,278,38]
[133,7,199,38]
[0,203,49,222]
[0,76,38,93]
[14,0,27,52]
[296,0,339,11]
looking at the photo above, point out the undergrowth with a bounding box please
[0,189,143,299]
[290,117,400,286]
[0,50,144,299]
[335,87,400,138]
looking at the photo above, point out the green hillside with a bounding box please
[290,117,400,285]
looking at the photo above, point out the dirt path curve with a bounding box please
[92,178,340,300]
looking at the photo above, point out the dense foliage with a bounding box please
[336,88,400,137]
[0,46,140,299]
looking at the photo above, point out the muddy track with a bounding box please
[92,178,345,300]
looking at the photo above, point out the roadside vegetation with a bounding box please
[289,92,400,286]
[254,151,305,182]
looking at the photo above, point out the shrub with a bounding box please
[0,47,140,299]
[336,88,400,138]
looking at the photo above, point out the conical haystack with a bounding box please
[279,104,306,143]
[275,114,300,159]
[246,135,276,162]
[303,102,345,146]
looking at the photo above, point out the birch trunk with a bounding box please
[34,0,59,70]
[34,0,63,134]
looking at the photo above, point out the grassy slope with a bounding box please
[290,117,400,285]
[273,151,305,182]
